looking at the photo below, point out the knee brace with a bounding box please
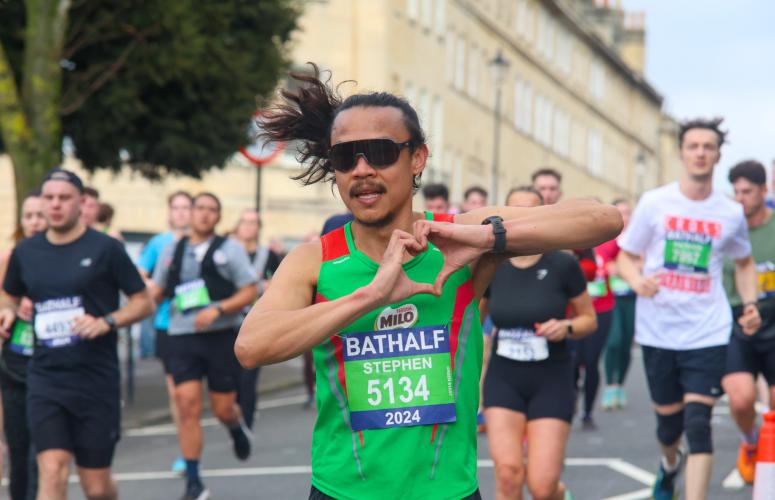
[656,410,684,446]
[684,402,713,454]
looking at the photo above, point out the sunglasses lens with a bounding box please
[329,139,406,172]
[363,139,399,166]
[329,142,356,172]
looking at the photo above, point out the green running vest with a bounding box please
[311,213,483,500]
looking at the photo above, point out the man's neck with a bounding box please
[189,230,215,245]
[239,238,258,253]
[748,206,772,229]
[679,173,713,201]
[171,226,189,240]
[350,208,419,263]
[47,223,87,245]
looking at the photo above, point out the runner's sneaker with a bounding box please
[652,448,685,500]
[231,421,252,461]
[180,480,210,500]
[581,415,597,431]
[616,386,627,408]
[476,410,486,434]
[172,456,186,476]
[601,387,617,411]
[736,441,757,484]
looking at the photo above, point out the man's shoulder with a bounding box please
[147,231,174,248]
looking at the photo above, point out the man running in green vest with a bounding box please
[235,65,623,500]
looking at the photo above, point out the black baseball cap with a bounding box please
[40,168,85,193]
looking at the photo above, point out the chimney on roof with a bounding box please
[617,11,646,75]
[581,1,647,75]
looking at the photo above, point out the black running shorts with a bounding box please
[725,333,775,385]
[27,390,120,468]
[167,328,241,392]
[483,357,575,422]
[642,344,726,405]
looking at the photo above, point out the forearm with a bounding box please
[236,286,380,367]
[219,285,258,315]
[569,312,597,339]
[0,292,20,311]
[111,292,154,327]
[617,251,643,287]
[735,258,758,305]
[498,199,622,255]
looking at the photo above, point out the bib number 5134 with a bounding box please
[366,375,430,406]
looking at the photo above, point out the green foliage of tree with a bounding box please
[0,0,299,209]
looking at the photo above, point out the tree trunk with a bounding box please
[0,0,70,217]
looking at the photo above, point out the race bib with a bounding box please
[757,261,775,300]
[663,218,714,274]
[496,327,549,362]
[34,296,84,348]
[9,319,34,356]
[587,278,608,298]
[174,279,211,312]
[609,275,633,296]
[341,325,456,431]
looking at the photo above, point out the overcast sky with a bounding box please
[620,0,775,191]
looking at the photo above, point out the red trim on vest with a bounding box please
[448,279,475,372]
[314,293,349,398]
[320,226,350,262]
[431,212,455,223]
[430,424,438,443]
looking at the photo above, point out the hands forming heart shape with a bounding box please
[367,220,491,307]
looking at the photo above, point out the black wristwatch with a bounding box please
[481,216,507,254]
[102,314,117,330]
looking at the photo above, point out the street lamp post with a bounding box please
[490,50,509,204]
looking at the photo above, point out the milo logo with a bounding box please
[375,304,418,331]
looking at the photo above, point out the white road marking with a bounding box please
[722,467,746,490]
[125,394,309,437]
[49,457,656,488]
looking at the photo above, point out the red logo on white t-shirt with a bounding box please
[664,216,722,238]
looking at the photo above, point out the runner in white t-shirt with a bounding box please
[617,118,761,500]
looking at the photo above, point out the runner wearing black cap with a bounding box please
[0,169,154,500]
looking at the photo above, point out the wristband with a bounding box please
[482,216,507,254]
[102,314,117,330]
[564,319,574,339]
[743,301,758,309]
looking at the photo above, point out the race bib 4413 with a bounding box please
[341,325,455,431]
[34,296,84,348]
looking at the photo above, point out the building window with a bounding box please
[537,9,555,60]
[553,109,570,158]
[590,60,605,100]
[404,81,416,107]
[407,0,419,21]
[445,31,456,84]
[521,82,533,135]
[467,44,479,98]
[455,36,466,90]
[587,129,603,175]
[431,97,444,174]
[556,28,572,74]
[434,0,446,36]
[421,0,433,30]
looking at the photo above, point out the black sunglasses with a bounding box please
[328,139,413,172]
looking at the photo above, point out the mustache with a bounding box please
[349,182,387,198]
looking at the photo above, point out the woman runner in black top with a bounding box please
[481,187,597,500]
[0,192,47,500]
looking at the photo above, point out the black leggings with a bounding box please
[0,376,37,500]
[573,310,612,418]
[237,366,262,430]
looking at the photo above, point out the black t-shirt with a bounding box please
[3,228,145,396]
[486,251,587,362]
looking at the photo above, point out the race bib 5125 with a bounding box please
[341,325,455,431]
[496,327,549,362]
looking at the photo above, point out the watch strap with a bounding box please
[482,216,507,254]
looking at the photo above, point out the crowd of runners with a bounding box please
[0,64,772,500]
